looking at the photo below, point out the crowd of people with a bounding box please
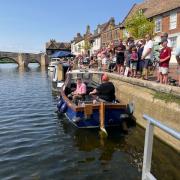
[71,32,180,87]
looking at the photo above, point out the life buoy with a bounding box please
[57,99,64,110]
[60,102,67,113]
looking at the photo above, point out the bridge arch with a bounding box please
[0,57,19,65]
[0,51,48,67]
[25,58,41,67]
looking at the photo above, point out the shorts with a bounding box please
[159,67,169,75]
[130,62,137,70]
[143,59,150,69]
[102,58,107,65]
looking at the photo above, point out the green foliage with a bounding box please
[125,11,154,39]
[153,92,180,105]
[83,40,91,51]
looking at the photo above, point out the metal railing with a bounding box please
[142,114,180,180]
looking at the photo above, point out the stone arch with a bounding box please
[25,58,41,67]
[22,53,42,67]
[0,56,19,65]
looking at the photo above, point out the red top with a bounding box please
[130,52,138,61]
[159,47,171,68]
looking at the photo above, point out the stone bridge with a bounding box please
[0,51,48,67]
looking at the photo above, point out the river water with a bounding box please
[0,63,179,180]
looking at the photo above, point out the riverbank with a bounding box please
[108,72,180,151]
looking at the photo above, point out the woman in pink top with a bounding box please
[72,77,86,101]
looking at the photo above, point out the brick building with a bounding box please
[100,17,122,48]
[122,0,180,62]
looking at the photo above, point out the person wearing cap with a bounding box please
[72,77,87,102]
[89,74,115,102]
[161,32,172,50]
[159,38,172,84]
[175,47,180,86]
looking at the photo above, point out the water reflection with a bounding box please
[59,116,142,176]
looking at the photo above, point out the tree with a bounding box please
[83,39,91,52]
[125,11,155,39]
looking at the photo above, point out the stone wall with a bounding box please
[108,73,180,151]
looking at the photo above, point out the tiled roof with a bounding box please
[123,0,180,22]
[46,40,71,49]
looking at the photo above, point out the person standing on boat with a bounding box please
[89,74,115,102]
[72,77,86,102]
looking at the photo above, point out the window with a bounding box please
[169,12,177,30]
[155,17,162,32]
[123,29,129,38]
[114,30,118,40]
[169,36,177,52]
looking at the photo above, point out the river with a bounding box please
[0,63,179,180]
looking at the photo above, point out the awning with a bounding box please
[51,51,75,58]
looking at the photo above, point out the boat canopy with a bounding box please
[51,51,75,58]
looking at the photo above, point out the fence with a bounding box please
[142,114,180,180]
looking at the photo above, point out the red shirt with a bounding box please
[159,47,171,68]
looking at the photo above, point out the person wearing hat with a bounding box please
[175,47,180,86]
[89,74,115,102]
[156,33,172,83]
[159,38,172,84]
[160,32,172,50]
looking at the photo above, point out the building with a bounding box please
[90,24,105,55]
[71,33,85,56]
[122,0,180,62]
[100,17,122,48]
[46,39,71,56]
[71,26,92,56]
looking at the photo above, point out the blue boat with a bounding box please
[57,70,134,130]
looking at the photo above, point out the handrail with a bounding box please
[143,114,180,139]
[142,114,180,180]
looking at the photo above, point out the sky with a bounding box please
[0,0,143,53]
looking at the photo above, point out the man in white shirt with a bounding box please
[141,34,153,80]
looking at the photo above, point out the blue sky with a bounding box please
[0,0,142,53]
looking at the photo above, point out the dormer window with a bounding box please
[138,9,143,15]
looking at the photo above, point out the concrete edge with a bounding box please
[108,73,180,98]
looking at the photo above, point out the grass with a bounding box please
[153,91,180,105]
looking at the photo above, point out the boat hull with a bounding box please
[58,100,131,129]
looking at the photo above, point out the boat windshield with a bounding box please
[69,72,102,85]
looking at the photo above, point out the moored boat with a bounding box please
[48,58,60,72]
[52,62,70,92]
[57,69,134,131]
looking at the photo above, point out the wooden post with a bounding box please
[99,102,107,135]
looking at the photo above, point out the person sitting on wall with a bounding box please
[89,74,115,102]
[70,77,87,103]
